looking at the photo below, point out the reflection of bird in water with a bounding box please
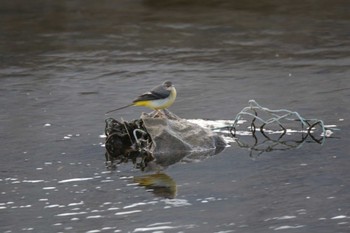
[106,81,177,114]
[134,173,177,199]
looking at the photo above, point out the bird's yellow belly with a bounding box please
[134,89,176,110]
[133,97,171,110]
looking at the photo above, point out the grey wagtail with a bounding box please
[106,81,177,114]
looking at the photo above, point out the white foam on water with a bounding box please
[321,130,333,137]
[45,204,65,208]
[114,210,142,215]
[296,209,307,214]
[58,177,94,183]
[56,212,87,217]
[86,230,101,233]
[324,124,338,127]
[101,179,114,183]
[133,223,197,232]
[86,215,103,219]
[68,201,84,206]
[331,215,347,219]
[22,180,45,183]
[123,202,147,209]
[162,198,191,207]
[147,222,172,227]
[133,226,176,232]
[18,205,32,208]
[187,119,239,130]
[273,225,305,230]
[5,178,18,181]
[42,187,56,190]
[265,216,297,221]
[120,176,134,180]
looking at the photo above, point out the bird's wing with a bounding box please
[133,84,170,102]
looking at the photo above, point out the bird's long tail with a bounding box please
[105,103,134,114]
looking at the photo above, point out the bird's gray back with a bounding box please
[133,84,170,102]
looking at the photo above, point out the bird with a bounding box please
[106,81,177,114]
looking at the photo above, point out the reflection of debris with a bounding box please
[104,110,226,170]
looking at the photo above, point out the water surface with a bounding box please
[1,1,350,232]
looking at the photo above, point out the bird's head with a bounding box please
[163,81,174,91]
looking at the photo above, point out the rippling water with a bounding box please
[1,0,350,232]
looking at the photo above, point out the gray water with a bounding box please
[1,0,350,232]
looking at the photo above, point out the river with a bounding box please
[1,0,350,232]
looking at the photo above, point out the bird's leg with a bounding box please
[153,109,166,118]
[156,110,163,118]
